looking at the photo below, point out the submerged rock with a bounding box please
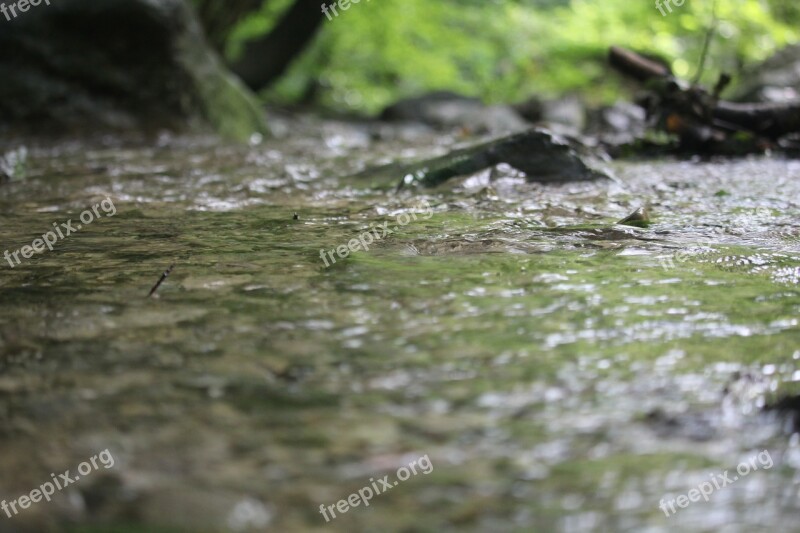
[0,0,268,141]
[380,91,529,134]
[391,128,610,188]
[643,408,716,442]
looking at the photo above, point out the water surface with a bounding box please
[1,118,800,532]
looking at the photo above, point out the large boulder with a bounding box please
[0,0,268,141]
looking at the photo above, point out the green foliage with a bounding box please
[226,0,799,113]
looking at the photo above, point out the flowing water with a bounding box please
[1,114,800,532]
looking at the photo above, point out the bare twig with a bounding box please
[692,0,719,86]
[712,73,732,100]
[148,264,175,298]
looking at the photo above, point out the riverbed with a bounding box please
[1,114,799,532]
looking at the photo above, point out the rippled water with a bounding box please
[1,116,800,532]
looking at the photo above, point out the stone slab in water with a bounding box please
[395,128,610,188]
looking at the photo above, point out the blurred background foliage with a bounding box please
[198,0,799,113]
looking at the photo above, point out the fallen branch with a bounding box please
[608,46,800,147]
[609,46,671,82]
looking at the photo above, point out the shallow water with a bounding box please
[1,116,800,532]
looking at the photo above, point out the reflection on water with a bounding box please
[0,119,799,532]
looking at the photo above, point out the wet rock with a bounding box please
[392,128,610,188]
[734,44,800,103]
[0,0,268,142]
[540,95,586,134]
[379,91,528,134]
[586,101,647,144]
[617,206,650,228]
[380,91,480,120]
[513,95,589,135]
[511,96,544,123]
[0,146,27,182]
[764,394,800,434]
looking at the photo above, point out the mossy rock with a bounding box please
[0,0,267,142]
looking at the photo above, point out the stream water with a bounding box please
[1,114,800,532]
